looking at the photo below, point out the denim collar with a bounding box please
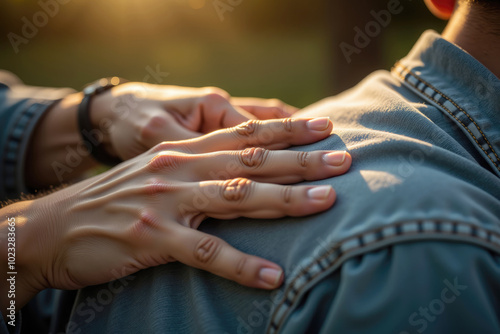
[392,30,500,177]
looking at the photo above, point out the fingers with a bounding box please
[172,117,333,154]
[197,93,254,131]
[138,109,202,148]
[186,148,351,183]
[189,178,336,219]
[237,105,289,120]
[231,97,299,119]
[158,181,335,289]
[167,226,284,289]
[168,92,256,133]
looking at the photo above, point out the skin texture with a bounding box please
[25,84,298,187]
[4,0,497,323]
[426,0,500,79]
[0,117,352,316]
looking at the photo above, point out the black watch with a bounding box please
[77,77,128,166]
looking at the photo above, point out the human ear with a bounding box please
[424,0,456,19]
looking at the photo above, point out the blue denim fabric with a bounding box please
[0,71,75,201]
[61,30,498,333]
[0,72,75,334]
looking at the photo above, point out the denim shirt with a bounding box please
[33,30,500,333]
[0,73,75,334]
[0,71,75,201]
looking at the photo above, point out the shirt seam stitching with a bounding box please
[391,62,500,172]
[267,219,500,333]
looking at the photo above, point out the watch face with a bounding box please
[83,78,126,96]
[83,86,95,95]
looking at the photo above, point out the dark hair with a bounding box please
[464,0,500,7]
[462,0,500,36]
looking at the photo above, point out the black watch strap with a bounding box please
[77,77,128,166]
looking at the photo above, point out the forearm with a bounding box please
[0,201,47,321]
[24,92,101,188]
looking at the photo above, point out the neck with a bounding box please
[442,2,500,79]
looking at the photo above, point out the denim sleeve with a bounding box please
[280,241,500,334]
[66,69,500,334]
[0,311,21,334]
[0,71,75,201]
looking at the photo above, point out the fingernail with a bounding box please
[259,268,283,286]
[306,117,330,131]
[323,151,346,166]
[307,186,332,200]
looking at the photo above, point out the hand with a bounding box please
[24,83,297,187]
[15,118,351,307]
[231,96,299,119]
[92,83,298,160]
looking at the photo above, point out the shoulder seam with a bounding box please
[391,62,500,176]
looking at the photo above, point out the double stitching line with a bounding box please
[392,62,500,172]
[266,64,500,333]
[267,220,500,333]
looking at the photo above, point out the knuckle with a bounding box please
[239,147,268,168]
[202,92,228,105]
[221,177,253,202]
[128,210,162,242]
[281,118,293,132]
[202,86,230,99]
[194,236,222,265]
[233,257,254,285]
[148,151,183,171]
[281,186,293,204]
[153,141,174,153]
[235,256,247,277]
[297,152,310,168]
[234,120,260,137]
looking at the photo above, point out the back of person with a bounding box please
[69,30,500,334]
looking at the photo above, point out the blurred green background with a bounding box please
[0,0,446,108]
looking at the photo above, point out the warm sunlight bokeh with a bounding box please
[0,0,445,107]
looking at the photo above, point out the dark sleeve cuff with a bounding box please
[0,77,76,201]
[0,311,21,334]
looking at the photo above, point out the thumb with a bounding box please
[139,110,202,148]
[197,94,257,132]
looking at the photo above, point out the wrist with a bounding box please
[0,200,51,314]
[25,92,100,188]
[87,89,116,154]
[78,77,129,164]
